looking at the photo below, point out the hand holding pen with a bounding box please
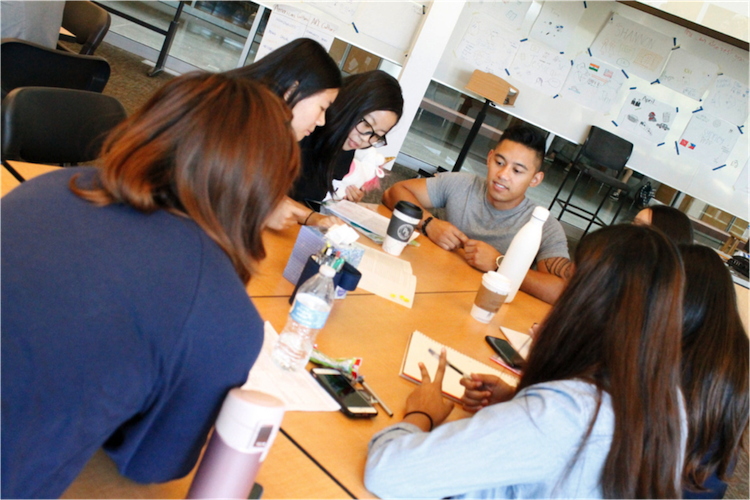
[459,373,516,413]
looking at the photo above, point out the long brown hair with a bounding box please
[71,72,300,283]
[679,244,749,492]
[518,224,685,498]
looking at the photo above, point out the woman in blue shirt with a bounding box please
[365,225,687,498]
[2,73,300,498]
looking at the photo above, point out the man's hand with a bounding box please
[459,373,515,412]
[463,239,501,271]
[426,219,468,251]
[403,348,454,430]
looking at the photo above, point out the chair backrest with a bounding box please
[1,39,111,99]
[61,1,111,55]
[1,87,127,164]
[578,125,633,173]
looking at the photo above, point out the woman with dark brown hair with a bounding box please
[1,73,299,498]
[680,244,749,499]
[365,225,687,498]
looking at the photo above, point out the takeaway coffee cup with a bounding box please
[382,201,423,256]
[471,271,511,323]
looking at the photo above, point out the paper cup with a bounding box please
[383,201,422,256]
[471,272,511,323]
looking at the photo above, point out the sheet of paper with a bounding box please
[561,55,625,114]
[703,75,749,127]
[529,1,584,53]
[616,90,676,144]
[255,4,338,61]
[590,13,671,83]
[509,38,571,96]
[243,322,340,412]
[499,326,532,359]
[356,246,416,308]
[400,330,518,402]
[457,14,520,77]
[659,48,718,101]
[679,112,741,166]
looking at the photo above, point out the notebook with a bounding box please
[399,330,519,402]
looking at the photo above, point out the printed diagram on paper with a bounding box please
[529,1,585,53]
[562,55,625,113]
[457,15,520,77]
[703,75,749,127]
[616,90,675,143]
[679,113,740,166]
[659,48,718,101]
[484,0,532,31]
[509,38,571,96]
[590,13,671,83]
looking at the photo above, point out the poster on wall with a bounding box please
[485,0,532,31]
[509,38,571,97]
[679,112,740,166]
[703,75,749,127]
[562,55,626,114]
[256,4,338,61]
[590,13,671,83]
[615,90,676,143]
[457,14,520,77]
[313,1,359,23]
[529,1,585,53]
[659,49,718,101]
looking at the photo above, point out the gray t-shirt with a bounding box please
[426,172,569,263]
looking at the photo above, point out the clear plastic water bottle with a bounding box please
[272,264,336,371]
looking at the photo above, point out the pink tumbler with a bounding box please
[187,389,285,499]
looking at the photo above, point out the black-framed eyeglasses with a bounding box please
[355,119,388,148]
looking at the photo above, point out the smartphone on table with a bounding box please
[311,368,378,418]
[485,336,525,369]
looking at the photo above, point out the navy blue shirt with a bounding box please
[1,168,263,498]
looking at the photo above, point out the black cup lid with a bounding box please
[394,200,423,219]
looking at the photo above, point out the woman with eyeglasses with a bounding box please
[290,70,404,208]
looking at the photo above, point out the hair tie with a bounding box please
[302,210,315,226]
[404,410,433,431]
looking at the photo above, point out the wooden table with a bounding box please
[248,206,485,298]
[3,161,551,498]
[254,291,551,498]
[1,160,61,196]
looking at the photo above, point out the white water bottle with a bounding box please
[497,206,548,303]
[272,264,335,371]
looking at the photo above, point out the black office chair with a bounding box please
[58,1,111,56]
[1,39,111,100]
[548,126,634,237]
[1,87,127,166]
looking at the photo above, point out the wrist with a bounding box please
[302,210,315,226]
[421,216,435,238]
[403,410,434,431]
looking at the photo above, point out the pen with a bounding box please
[428,348,471,380]
[358,376,393,417]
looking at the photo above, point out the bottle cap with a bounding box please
[531,206,549,222]
[319,265,336,278]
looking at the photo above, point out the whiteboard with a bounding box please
[256,1,428,64]
[434,1,749,219]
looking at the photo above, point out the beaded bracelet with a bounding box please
[403,410,434,431]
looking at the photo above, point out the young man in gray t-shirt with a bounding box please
[383,126,571,304]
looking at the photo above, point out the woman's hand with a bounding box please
[265,198,309,231]
[305,212,344,229]
[344,185,365,203]
[403,348,454,431]
[459,373,515,412]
